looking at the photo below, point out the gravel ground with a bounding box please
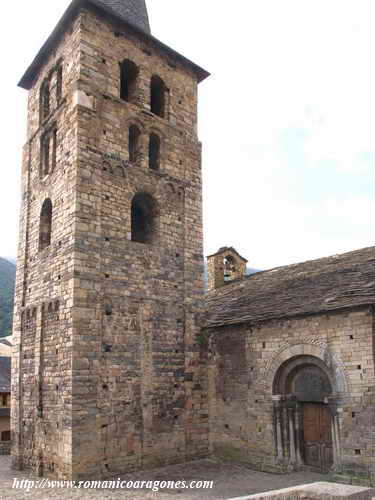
[0,456,326,500]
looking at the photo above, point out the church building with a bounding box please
[11,0,375,486]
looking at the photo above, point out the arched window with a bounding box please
[39,199,53,251]
[151,75,166,118]
[131,193,157,244]
[149,134,160,170]
[120,59,139,103]
[40,79,50,121]
[129,125,141,163]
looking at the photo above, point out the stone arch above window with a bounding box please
[39,198,53,251]
[120,59,139,103]
[131,192,158,244]
[151,75,167,118]
[149,133,161,170]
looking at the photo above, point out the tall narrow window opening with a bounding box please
[120,60,139,103]
[39,199,53,251]
[129,125,141,163]
[149,134,160,170]
[131,193,157,244]
[41,134,50,176]
[151,75,166,117]
[40,79,50,121]
[56,65,63,103]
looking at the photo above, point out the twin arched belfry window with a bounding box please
[128,126,161,170]
[119,59,167,118]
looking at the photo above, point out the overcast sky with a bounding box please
[1,0,375,270]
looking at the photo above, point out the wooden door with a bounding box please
[303,403,333,472]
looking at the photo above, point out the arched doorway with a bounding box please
[272,355,335,472]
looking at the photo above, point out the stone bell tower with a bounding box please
[12,0,209,480]
[207,247,248,291]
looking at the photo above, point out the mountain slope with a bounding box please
[0,258,16,337]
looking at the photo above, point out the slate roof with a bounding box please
[93,0,150,34]
[205,246,375,329]
[19,0,209,89]
[0,357,11,393]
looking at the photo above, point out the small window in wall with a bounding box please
[1,430,10,442]
[149,134,160,170]
[39,199,53,251]
[131,193,157,244]
[151,75,166,118]
[120,59,139,103]
[40,79,50,121]
[129,125,141,163]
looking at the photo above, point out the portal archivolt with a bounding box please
[272,355,341,473]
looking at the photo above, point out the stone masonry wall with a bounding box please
[69,7,208,479]
[207,307,375,484]
[12,13,81,479]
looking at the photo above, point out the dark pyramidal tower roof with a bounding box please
[94,0,150,33]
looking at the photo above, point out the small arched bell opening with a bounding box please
[120,59,139,103]
[39,199,53,251]
[150,75,166,118]
[131,193,157,244]
[149,133,160,170]
[272,355,337,473]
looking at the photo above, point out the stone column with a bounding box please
[272,395,284,461]
[328,398,342,472]
[288,405,296,465]
[294,402,303,465]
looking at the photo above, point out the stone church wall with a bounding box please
[207,307,375,484]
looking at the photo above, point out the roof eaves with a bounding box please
[204,302,375,331]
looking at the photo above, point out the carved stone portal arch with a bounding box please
[265,342,349,395]
[271,352,343,473]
